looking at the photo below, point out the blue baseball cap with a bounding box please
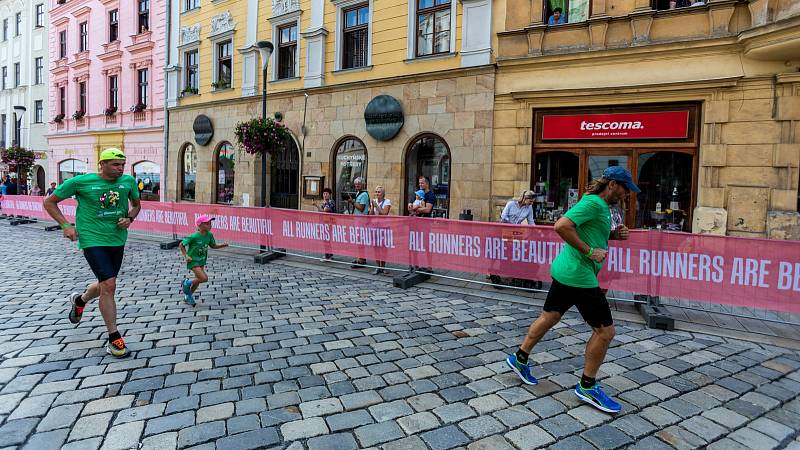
[603,166,641,193]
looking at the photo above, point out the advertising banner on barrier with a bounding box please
[2,195,800,312]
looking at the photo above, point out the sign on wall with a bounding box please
[542,111,690,140]
[364,95,404,141]
[193,115,214,146]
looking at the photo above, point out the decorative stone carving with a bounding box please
[181,25,201,45]
[210,11,235,36]
[272,0,300,17]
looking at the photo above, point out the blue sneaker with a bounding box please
[506,353,538,385]
[575,383,621,413]
[183,292,195,306]
[181,278,192,295]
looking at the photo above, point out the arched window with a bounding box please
[132,161,161,201]
[215,142,235,205]
[270,136,300,209]
[332,137,367,213]
[58,159,87,183]
[180,144,197,201]
[405,134,450,218]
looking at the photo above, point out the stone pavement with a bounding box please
[1,224,799,450]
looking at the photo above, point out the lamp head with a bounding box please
[256,41,274,70]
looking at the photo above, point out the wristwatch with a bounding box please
[126,215,135,222]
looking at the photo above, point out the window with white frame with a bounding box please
[215,40,232,88]
[59,87,66,116]
[137,69,149,106]
[13,63,19,87]
[1,67,6,89]
[184,50,199,93]
[35,57,43,84]
[59,30,67,58]
[185,0,200,12]
[79,21,88,52]
[78,81,87,114]
[2,19,7,41]
[109,9,119,42]
[408,0,455,59]
[34,100,43,123]
[277,24,298,79]
[334,0,372,71]
[108,75,118,110]
[35,4,44,27]
[138,0,150,33]
[15,12,21,37]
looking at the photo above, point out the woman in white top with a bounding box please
[369,185,392,275]
[492,190,538,289]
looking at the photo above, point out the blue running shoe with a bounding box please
[506,353,538,385]
[183,292,196,306]
[182,278,192,295]
[574,383,621,413]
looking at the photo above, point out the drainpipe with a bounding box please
[163,0,171,203]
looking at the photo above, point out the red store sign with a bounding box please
[542,111,690,140]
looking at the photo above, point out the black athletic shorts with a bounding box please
[83,246,125,282]
[543,278,613,328]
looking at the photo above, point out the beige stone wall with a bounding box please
[166,68,496,220]
[491,76,800,237]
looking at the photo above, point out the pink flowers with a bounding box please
[234,118,291,155]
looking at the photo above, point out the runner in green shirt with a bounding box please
[505,166,639,414]
[179,215,228,305]
[43,148,140,358]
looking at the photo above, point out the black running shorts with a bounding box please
[543,278,613,328]
[83,246,125,282]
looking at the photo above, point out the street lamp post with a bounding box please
[254,41,278,264]
[13,106,26,193]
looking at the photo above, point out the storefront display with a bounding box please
[533,103,699,230]
[333,137,368,213]
[405,134,451,218]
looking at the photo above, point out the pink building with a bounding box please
[47,0,165,200]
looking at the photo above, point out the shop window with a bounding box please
[532,151,580,223]
[635,152,693,231]
[406,134,451,218]
[332,137,367,213]
[180,144,197,201]
[543,0,589,25]
[277,24,297,79]
[415,0,451,57]
[59,159,87,183]
[215,142,235,205]
[653,0,706,10]
[132,161,160,201]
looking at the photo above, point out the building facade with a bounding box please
[0,0,49,191]
[165,0,496,218]
[493,0,800,238]
[46,0,165,200]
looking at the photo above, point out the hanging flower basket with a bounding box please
[234,117,290,156]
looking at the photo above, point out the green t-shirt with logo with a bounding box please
[53,173,139,249]
[550,194,611,288]
[182,231,216,269]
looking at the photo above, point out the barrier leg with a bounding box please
[636,295,674,331]
[392,268,431,289]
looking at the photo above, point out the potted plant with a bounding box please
[181,86,199,96]
[234,117,290,156]
[52,114,65,123]
[104,106,117,116]
[131,103,146,113]
[72,110,85,120]
[212,79,230,90]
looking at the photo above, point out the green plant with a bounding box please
[234,117,290,155]
[181,86,199,95]
[212,80,230,89]
[1,146,36,176]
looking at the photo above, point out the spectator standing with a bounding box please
[348,177,369,267]
[409,176,435,272]
[491,190,536,288]
[313,187,336,260]
[46,182,57,196]
[369,185,392,274]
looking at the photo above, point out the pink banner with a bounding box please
[3,195,800,313]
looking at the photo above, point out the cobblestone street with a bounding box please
[1,224,799,449]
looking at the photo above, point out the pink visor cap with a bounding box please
[195,215,215,226]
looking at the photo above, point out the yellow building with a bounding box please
[165,0,496,218]
[492,0,800,238]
